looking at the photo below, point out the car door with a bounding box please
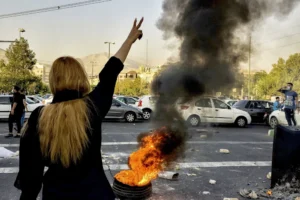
[0,96,11,119]
[106,99,124,118]
[256,101,268,123]
[194,98,215,123]
[212,99,234,123]
[245,101,261,123]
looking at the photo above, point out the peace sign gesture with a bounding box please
[127,18,144,44]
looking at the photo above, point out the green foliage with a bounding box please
[0,37,44,93]
[255,53,300,99]
[115,77,150,96]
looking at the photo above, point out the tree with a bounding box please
[0,37,38,91]
[255,53,300,99]
[115,77,150,96]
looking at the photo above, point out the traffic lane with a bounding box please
[0,122,271,143]
[0,166,272,200]
[0,167,271,200]
[1,142,272,168]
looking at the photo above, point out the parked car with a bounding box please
[44,96,53,105]
[114,96,138,106]
[135,95,158,120]
[105,99,143,122]
[27,95,44,104]
[224,99,238,106]
[232,100,273,124]
[0,95,43,119]
[269,110,300,129]
[42,94,52,99]
[178,97,251,127]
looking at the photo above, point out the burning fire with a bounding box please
[115,127,174,187]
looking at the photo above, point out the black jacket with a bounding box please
[15,57,124,200]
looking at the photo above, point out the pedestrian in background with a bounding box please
[5,86,24,138]
[15,18,144,200]
[279,83,298,126]
[273,97,281,111]
[20,89,28,127]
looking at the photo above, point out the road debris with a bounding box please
[267,190,272,196]
[267,172,272,179]
[186,173,197,176]
[249,191,258,199]
[209,179,216,185]
[239,189,258,199]
[223,198,239,200]
[202,191,210,195]
[200,134,207,139]
[0,147,18,158]
[220,149,230,154]
[158,171,179,180]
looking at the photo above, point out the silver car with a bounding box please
[105,99,144,123]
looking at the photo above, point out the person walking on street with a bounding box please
[14,18,144,200]
[279,83,298,126]
[273,97,281,111]
[20,89,28,127]
[5,86,25,138]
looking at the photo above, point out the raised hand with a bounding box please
[127,18,144,44]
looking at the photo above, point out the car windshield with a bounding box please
[232,100,246,107]
[26,98,36,104]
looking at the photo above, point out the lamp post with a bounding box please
[19,28,25,38]
[104,42,115,58]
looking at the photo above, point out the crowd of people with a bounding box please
[4,86,28,138]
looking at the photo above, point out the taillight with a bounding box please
[181,105,189,110]
[138,100,142,107]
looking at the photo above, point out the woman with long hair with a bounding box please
[14,18,144,200]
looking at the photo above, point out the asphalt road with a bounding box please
[0,121,273,200]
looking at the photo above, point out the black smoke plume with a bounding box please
[140,0,300,161]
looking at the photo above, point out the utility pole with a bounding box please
[104,42,115,59]
[146,39,148,67]
[90,61,96,86]
[248,34,251,98]
[19,28,25,38]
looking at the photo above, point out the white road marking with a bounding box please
[0,141,272,148]
[0,161,271,173]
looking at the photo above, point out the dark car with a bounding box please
[233,100,273,124]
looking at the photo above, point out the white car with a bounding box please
[178,97,252,127]
[44,96,53,105]
[27,95,45,104]
[135,95,157,120]
[269,110,300,129]
[0,95,43,119]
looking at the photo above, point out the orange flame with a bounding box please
[115,128,170,187]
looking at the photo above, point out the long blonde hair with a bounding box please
[39,56,91,168]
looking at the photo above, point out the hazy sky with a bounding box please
[1,0,300,71]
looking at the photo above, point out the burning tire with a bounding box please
[142,109,151,120]
[113,178,152,200]
[188,115,200,127]
[235,117,247,128]
[125,112,136,123]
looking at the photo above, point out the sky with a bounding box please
[0,0,300,71]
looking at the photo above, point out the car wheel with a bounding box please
[125,112,136,123]
[235,117,247,128]
[188,115,200,127]
[270,117,278,129]
[142,109,151,120]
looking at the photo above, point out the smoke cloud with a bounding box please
[144,0,300,160]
